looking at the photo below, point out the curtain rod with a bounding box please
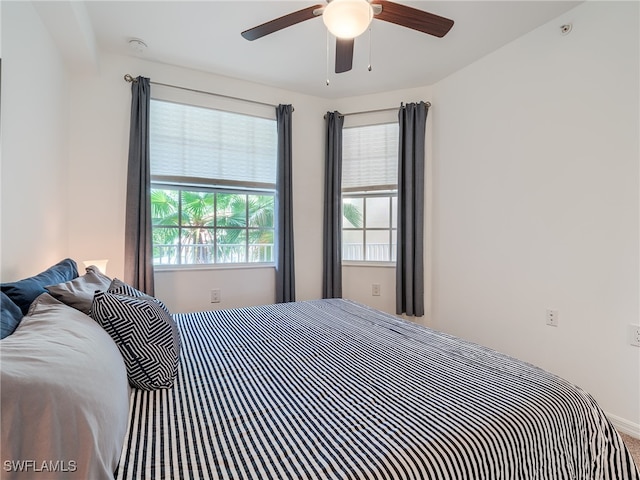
[326,102,432,119]
[123,74,281,110]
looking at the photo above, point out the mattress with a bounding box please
[115,299,639,479]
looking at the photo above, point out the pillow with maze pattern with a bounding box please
[106,278,170,315]
[90,287,180,390]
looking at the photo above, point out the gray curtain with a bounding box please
[124,76,154,295]
[275,104,296,303]
[396,102,428,316]
[322,111,344,298]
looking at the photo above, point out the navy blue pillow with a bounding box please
[1,259,79,315]
[1,292,23,338]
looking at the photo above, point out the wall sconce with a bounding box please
[83,259,109,275]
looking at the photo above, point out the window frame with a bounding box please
[342,190,397,266]
[341,121,399,267]
[151,182,276,269]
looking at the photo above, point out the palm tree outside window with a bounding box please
[151,188,275,266]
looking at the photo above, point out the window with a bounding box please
[151,188,274,265]
[150,99,277,266]
[342,123,399,262]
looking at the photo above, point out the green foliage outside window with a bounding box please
[151,188,274,265]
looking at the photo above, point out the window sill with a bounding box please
[154,263,275,273]
[342,261,396,269]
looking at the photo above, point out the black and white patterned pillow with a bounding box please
[91,290,180,390]
[107,278,170,314]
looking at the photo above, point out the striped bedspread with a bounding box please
[115,299,639,479]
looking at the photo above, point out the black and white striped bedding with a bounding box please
[115,299,639,479]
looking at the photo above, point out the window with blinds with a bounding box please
[150,100,277,188]
[149,99,277,267]
[342,123,399,263]
[342,123,399,192]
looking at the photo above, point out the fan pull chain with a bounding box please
[368,27,372,72]
[326,29,330,86]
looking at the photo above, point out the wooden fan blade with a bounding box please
[371,0,454,38]
[241,4,324,41]
[335,38,354,73]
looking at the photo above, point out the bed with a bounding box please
[2,260,639,479]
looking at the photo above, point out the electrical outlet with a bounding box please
[546,309,559,327]
[629,324,640,347]
[372,284,381,296]
[210,289,221,303]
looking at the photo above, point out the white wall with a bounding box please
[66,53,327,312]
[432,1,639,434]
[0,1,71,281]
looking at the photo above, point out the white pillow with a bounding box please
[1,293,130,479]
[45,265,111,314]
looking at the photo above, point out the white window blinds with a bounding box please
[342,123,399,192]
[150,100,277,187]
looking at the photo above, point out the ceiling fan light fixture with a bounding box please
[323,0,373,39]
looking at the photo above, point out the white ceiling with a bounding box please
[35,1,582,98]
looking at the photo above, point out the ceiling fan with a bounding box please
[241,0,454,74]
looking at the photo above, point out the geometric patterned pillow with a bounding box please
[107,278,171,315]
[90,290,181,390]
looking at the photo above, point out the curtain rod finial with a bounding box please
[124,74,136,83]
